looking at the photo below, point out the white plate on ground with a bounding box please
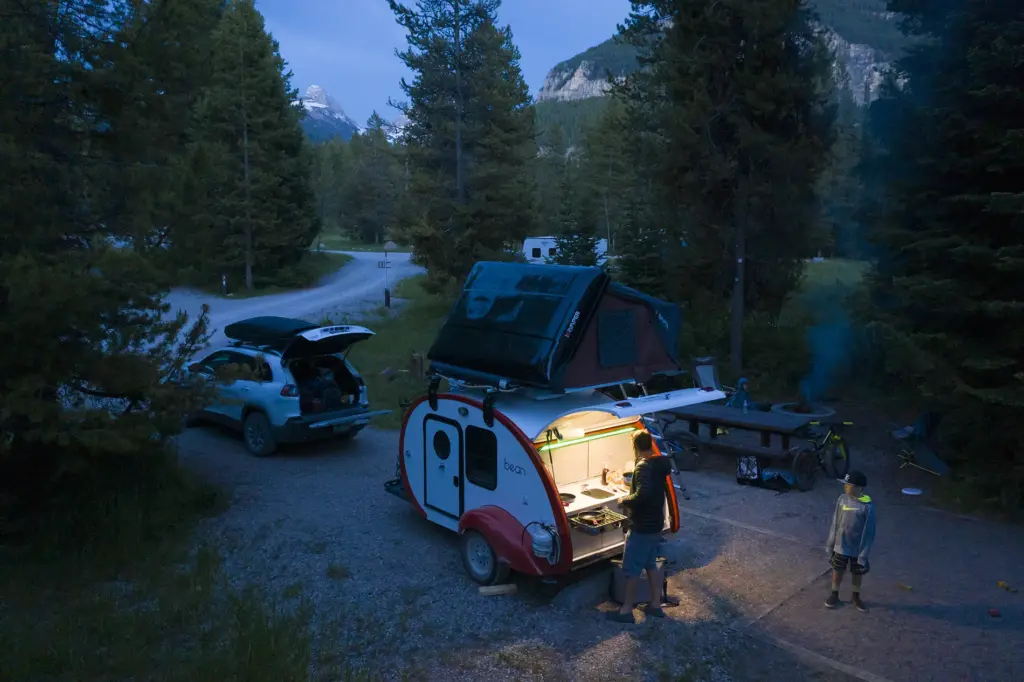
[902,487,923,496]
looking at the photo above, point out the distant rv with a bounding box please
[521,236,608,265]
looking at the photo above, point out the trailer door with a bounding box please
[423,415,463,519]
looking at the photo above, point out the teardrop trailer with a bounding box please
[384,262,725,584]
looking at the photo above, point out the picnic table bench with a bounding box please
[664,403,820,490]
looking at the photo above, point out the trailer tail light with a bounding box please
[280,384,300,397]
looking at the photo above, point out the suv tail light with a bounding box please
[280,384,299,397]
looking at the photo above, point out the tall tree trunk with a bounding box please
[453,0,464,205]
[604,149,613,251]
[730,212,746,376]
[240,34,253,291]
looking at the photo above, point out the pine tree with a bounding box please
[550,162,600,266]
[0,1,211,474]
[617,0,836,369]
[867,0,1024,498]
[461,15,536,257]
[99,0,223,264]
[578,97,635,253]
[390,0,534,287]
[535,121,569,238]
[188,0,317,290]
[818,54,865,258]
[613,193,672,298]
[341,113,402,244]
[312,138,350,236]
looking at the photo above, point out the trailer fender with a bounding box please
[459,506,560,577]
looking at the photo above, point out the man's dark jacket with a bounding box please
[620,456,672,534]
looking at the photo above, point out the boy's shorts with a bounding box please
[621,531,663,577]
[830,552,870,575]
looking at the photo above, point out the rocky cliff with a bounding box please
[537,6,903,106]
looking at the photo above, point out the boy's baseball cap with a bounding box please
[840,471,867,487]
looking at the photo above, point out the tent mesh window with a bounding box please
[597,309,637,368]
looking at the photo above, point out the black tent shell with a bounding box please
[427,261,681,392]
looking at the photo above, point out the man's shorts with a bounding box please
[830,552,870,575]
[622,531,663,578]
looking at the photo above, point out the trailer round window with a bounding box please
[433,430,451,460]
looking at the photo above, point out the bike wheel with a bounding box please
[825,436,851,479]
[791,448,818,491]
[670,431,703,471]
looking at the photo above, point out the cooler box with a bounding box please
[608,557,670,605]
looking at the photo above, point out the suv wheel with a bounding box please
[243,411,277,456]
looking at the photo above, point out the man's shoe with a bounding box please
[825,592,840,609]
[662,594,681,607]
[643,604,666,618]
[852,595,868,612]
[607,610,636,624]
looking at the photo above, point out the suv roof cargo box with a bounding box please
[427,262,681,392]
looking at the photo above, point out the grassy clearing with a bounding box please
[313,233,413,253]
[0,453,375,682]
[330,275,453,430]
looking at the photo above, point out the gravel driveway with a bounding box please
[165,251,423,349]
[176,425,859,682]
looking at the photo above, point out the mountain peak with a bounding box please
[304,85,335,108]
[293,85,361,142]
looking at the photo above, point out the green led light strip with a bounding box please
[537,426,638,452]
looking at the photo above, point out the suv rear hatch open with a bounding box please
[223,316,374,359]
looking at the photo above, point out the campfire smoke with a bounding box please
[799,310,853,405]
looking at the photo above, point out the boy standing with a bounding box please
[825,470,876,612]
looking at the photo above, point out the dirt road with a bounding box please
[164,250,423,348]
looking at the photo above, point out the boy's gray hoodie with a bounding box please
[826,492,876,564]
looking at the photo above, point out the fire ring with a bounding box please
[770,402,837,418]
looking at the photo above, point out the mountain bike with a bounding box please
[805,419,853,479]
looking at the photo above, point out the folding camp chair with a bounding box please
[890,412,950,477]
[691,356,736,395]
[691,357,736,435]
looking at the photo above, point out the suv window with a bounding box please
[198,350,269,381]
[197,351,236,373]
[465,426,498,490]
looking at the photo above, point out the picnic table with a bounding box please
[665,403,820,490]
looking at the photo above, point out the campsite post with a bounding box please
[383,240,396,308]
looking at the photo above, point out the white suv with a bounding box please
[186,316,390,455]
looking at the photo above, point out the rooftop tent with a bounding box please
[427,261,682,392]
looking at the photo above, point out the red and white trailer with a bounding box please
[383,261,723,584]
[386,383,723,584]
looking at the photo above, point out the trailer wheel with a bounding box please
[461,530,507,585]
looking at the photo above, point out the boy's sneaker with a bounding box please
[825,591,840,609]
[852,595,868,612]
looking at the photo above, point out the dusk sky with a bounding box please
[255,0,633,124]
